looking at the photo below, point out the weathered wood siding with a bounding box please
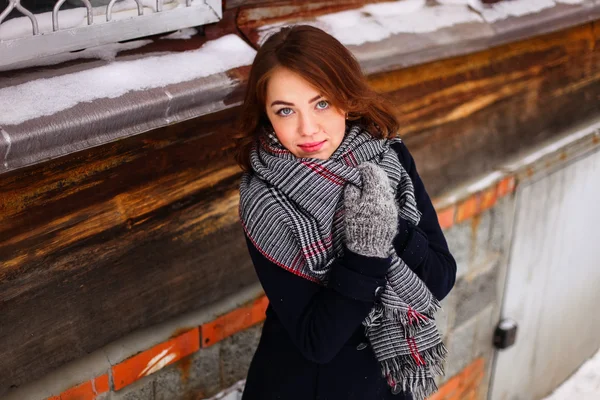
[369,22,600,195]
[1,17,599,396]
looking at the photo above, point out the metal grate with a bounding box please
[0,0,221,68]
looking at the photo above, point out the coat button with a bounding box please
[374,286,384,297]
[356,342,368,351]
[391,385,403,395]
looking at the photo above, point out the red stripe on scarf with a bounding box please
[348,151,358,166]
[240,219,319,283]
[407,307,428,325]
[386,374,396,388]
[301,161,345,186]
[407,337,426,366]
[260,136,289,155]
[302,235,333,257]
[341,151,359,167]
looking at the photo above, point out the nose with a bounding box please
[298,113,319,137]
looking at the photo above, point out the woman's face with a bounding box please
[265,67,346,159]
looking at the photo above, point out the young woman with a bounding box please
[237,25,456,400]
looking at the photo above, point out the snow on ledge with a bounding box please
[162,27,199,40]
[257,0,588,46]
[0,34,256,126]
[257,0,483,47]
[449,0,586,23]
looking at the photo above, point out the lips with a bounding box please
[298,140,326,153]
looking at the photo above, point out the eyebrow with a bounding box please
[270,95,322,107]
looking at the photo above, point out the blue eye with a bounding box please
[316,100,329,110]
[276,108,293,116]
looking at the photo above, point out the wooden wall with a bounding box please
[1,19,599,395]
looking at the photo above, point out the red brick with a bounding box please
[427,358,485,400]
[59,381,95,400]
[93,374,109,394]
[456,194,481,223]
[437,206,456,230]
[112,328,200,391]
[479,186,498,211]
[463,358,485,378]
[497,176,516,197]
[48,374,109,400]
[428,375,460,400]
[201,295,269,348]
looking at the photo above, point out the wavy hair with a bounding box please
[235,25,399,171]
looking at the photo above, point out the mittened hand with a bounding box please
[344,163,399,258]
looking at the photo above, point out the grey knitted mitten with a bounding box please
[344,162,399,258]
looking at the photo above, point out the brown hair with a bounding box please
[235,25,399,171]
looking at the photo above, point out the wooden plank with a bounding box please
[0,108,258,394]
[368,23,600,195]
[0,107,242,276]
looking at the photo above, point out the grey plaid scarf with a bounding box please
[239,124,447,399]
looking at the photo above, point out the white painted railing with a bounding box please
[0,0,221,68]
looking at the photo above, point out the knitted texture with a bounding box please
[239,124,447,399]
[344,163,398,258]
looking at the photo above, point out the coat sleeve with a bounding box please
[244,235,389,364]
[392,141,457,301]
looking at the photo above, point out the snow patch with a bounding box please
[162,27,198,40]
[0,34,256,126]
[390,1,585,24]
[258,1,483,47]
[466,171,504,193]
[554,0,586,4]
[466,0,572,23]
[543,348,600,399]
[206,380,245,400]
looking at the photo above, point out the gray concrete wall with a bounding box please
[436,196,516,399]
[105,324,263,400]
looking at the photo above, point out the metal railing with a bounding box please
[0,0,221,68]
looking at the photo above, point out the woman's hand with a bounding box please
[343,162,398,258]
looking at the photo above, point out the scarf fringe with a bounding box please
[362,306,384,334]
[405,377,439,400]
[366,298,443,338]
[380,342,447,400]
[380,342,447,380]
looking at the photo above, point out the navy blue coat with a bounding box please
[241,142,457,400]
